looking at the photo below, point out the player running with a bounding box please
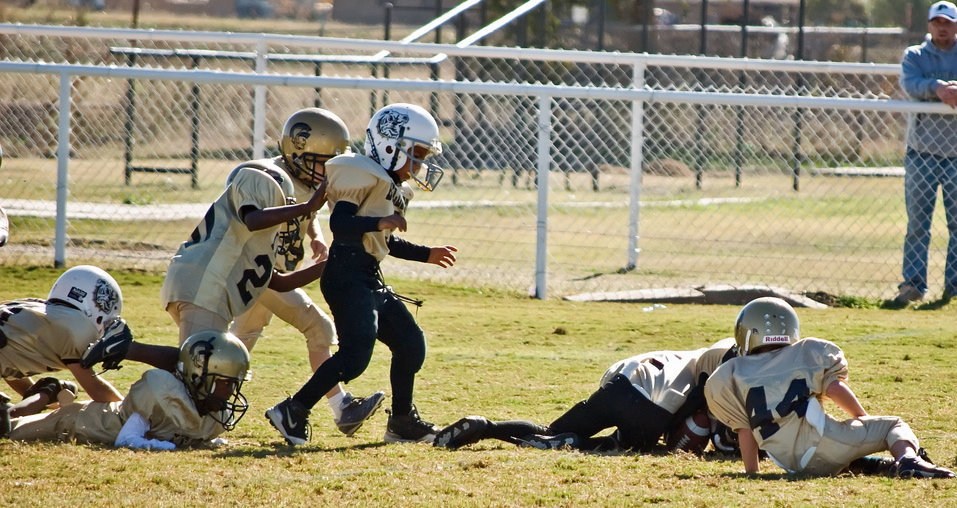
[265,103,457,446]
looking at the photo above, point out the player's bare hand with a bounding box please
[303,182,328,213]
[310,238,329,263]
[428,245,458,268]
[378,213,407,232]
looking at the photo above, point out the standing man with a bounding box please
[897,1,957,303]
[265,103,457,446]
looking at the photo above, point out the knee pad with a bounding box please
[389,329,427,374]
[335,347,375,382]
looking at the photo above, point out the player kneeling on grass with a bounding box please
[0,265,127,431]
[705,297,955,479]
[434,339,737,453]
[2,330,250,450]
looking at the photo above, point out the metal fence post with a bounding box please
[55,73,72,268]
[534,94,552,299]
[253,38,267,160]
[627,62,646,271]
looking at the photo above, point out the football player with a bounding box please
[82,109,385,437]
[705,297,955,478]
[433,339,737,452]
[159,112,328,345]
[6,330,250,449]
[264,103,457,446]
[0,266,127,433]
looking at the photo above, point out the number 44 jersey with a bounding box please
[705,338,847,472]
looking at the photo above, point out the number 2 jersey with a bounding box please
[0,299,99,381]
[704,338,847,472]
[160,162,292,322]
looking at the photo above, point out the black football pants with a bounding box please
[292,243,426,415]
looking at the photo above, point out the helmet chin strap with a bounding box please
[386,125,407,172]
[365,128,381,165]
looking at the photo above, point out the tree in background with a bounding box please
[869,0,934,32]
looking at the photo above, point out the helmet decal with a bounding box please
[188,338,214,373]
[377,110,410,139]
[66,286,88,304]
[289,122,311,151]
[93,278,119,316]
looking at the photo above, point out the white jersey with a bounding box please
[161,162,291,321]
[9,369,227,447]
[0,299,99,380]
[600,338,735,414]
[705,338,847,472]
[324,153,413,261]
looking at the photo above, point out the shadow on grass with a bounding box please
[212,440,389,459]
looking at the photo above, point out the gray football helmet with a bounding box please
[734,297,800,355]
[279,108,350,189]
[177,330,251,430]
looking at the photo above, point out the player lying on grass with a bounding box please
[433,339,737,452]
[3,330,250,450]
[705,297,955,479]
[0,265,127,432]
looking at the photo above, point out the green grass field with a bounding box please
[1,266,956,506]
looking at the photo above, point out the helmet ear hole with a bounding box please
[734,297,800,355]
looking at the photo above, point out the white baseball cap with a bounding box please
[929,1,957,21]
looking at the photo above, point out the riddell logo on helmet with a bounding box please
[67,286,87,303]
[763,335,791,343]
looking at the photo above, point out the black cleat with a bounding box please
[516,432,582,450]
[895,449,955,479]
[0,391,10,438]
[336,391,385,437]
[433,416,490,449]
[384,405,440,443]
[265,397,311,446]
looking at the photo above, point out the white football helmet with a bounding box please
[734,297,801,355]
[364,103,445,191]
[48,265,122,336]
[177,330,251,431]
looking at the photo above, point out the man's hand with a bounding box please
[937,82,957,107]
[427,245,458,268]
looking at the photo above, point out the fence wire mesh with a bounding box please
[0,26,940,301]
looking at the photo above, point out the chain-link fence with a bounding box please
[0,24,948,301]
